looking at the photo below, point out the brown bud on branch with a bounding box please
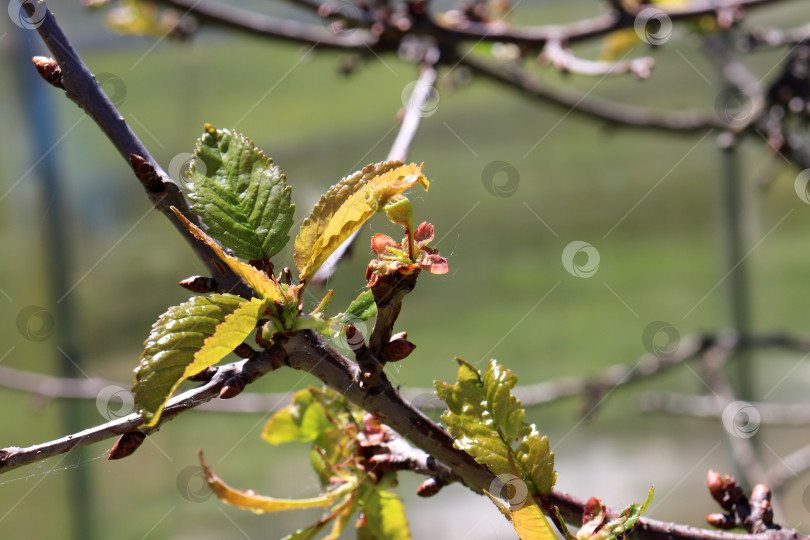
[108,431,146,460]
[179,275,217,293]
[32,56,63,88]
[129,154,165,193]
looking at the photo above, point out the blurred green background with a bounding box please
[2,0,810,538]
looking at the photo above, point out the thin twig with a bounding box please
[427,0,792,49]
[150,0,376,49]
[458,55,725,133]
[540,40,654,78]
[0,365,291,413]
[640,392,810,426]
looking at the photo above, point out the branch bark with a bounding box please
[28,1,252,297]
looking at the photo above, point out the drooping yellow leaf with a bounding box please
[199,451,357,514]
[294,162,428,282]
[172,207,283,301]
[510,499,556,540]
[182,296,268,380]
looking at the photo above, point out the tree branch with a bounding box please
[426,0,792,49]
[458,55,725,133]
[540,40,654,78]
[28,2,252,297]
[149,0,376,49]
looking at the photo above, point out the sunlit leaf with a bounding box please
[436,359,556,495]
[187,125,295,260]
[511,499,556,540]
[331,289,377,326]
[294,162,428,282]
[262,388,333,445]
[133,294,245,427]
[356,488,412,540]
[200,451,358,514]
[172,207,284,301]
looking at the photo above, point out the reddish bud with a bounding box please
[179,275,217,293]
[129,154,165,193]
[707,470,725,503]
[32,56,63,88]
[382,338,416,362]
[233,343,255,359]
[219,375,247,399]
[706,513,733,529]
[416,477,442,497]
[108,431,146,460]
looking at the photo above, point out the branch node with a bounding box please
[108,431,146,460]
[233,343,256,360]
[187,366,218,382]
[178,275,217,293]
[32,56,63,88]
[219,374,248,399]
[128,154,166,193]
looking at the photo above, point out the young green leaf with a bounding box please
[435,359,556,495]
[330,289,377,327]
[356,488,412,540]
[186,124,295,260]
[133,293,250,426]
[200,451,357,513]
[582,487,655,540]
[262,388,333,445]
[294,161,428,282]
[172,207,285,302]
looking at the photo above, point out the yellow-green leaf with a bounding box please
[200,451,358,514]
[133,294,245,427]
[294,162,428,282]
[262,388,333,445]
[182,296,268,380]
[511,499,556,540]
[172,207,284,301]
[356,488,412,540]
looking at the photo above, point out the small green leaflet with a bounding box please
[261,388,333,445]
[577,488,655,540]
[186,124,295,261]
[356,487,412,540]
[330,289,377,326]
[133,294,266,427]
[435,358,556,496]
